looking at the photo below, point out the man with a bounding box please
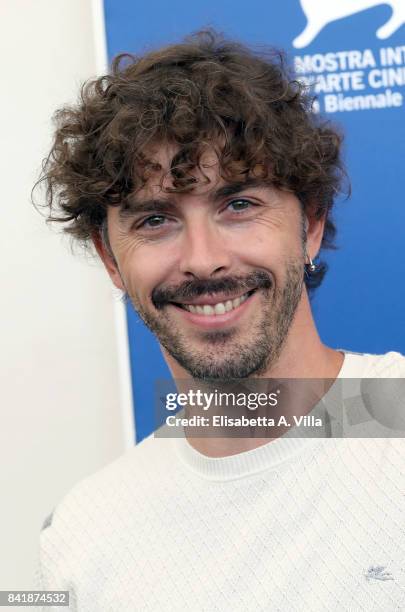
[36,31,404,611]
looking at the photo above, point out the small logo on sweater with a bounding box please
[365,565,394,581]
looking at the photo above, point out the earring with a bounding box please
[307,256,317,273]
[305,252,317,273]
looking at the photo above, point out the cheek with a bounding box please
[237,223,303,287]
[238,229,292,267]
[117,242,174,302]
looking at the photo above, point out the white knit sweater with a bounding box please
[37,351,405,611]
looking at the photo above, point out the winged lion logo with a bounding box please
[293,0,405,48]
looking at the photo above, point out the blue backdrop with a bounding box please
[103,0,405,442]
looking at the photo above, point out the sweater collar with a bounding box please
[172,433,323,481]
[171,351,357,481]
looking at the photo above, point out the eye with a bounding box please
[138,214,167,229]
[227,198,254,213]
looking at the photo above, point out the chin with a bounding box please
[174,353,270,380]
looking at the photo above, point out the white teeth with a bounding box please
[182,292,251,316]
[203,305,214,315]
[214,302,226,315]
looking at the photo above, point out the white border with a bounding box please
[91,0,136,449]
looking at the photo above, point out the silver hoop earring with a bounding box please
[307,256,317,273]
[305,251,317,273]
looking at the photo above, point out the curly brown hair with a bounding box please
[35,29,347,291]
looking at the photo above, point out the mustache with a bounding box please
[152,271,273,309]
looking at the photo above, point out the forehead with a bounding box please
[113,141,300,220]
[110,140,301,225]
[138,142,224,198]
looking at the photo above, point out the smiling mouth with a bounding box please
[171,289,257,316]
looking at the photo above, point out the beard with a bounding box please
[125,261,304,380]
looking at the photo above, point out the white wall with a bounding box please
[0,0,130,591]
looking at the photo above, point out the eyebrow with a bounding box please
[118,177,269,220]
[212,178,268,200]
[118,199,176,220]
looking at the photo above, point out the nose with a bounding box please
[178,219,232,279]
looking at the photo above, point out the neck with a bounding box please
[162,290,344,458]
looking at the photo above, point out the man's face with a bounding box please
[104,144,307,379]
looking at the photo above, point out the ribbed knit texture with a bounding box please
[36,351,405,611]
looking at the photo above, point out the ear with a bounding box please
[92,230,125,292]
[305,212,326,260]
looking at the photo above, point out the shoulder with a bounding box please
[340,350,405,377]
[362,350,405,377]
[36,434,182,592]
[41,434,173,537]
[37,434,178,589]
